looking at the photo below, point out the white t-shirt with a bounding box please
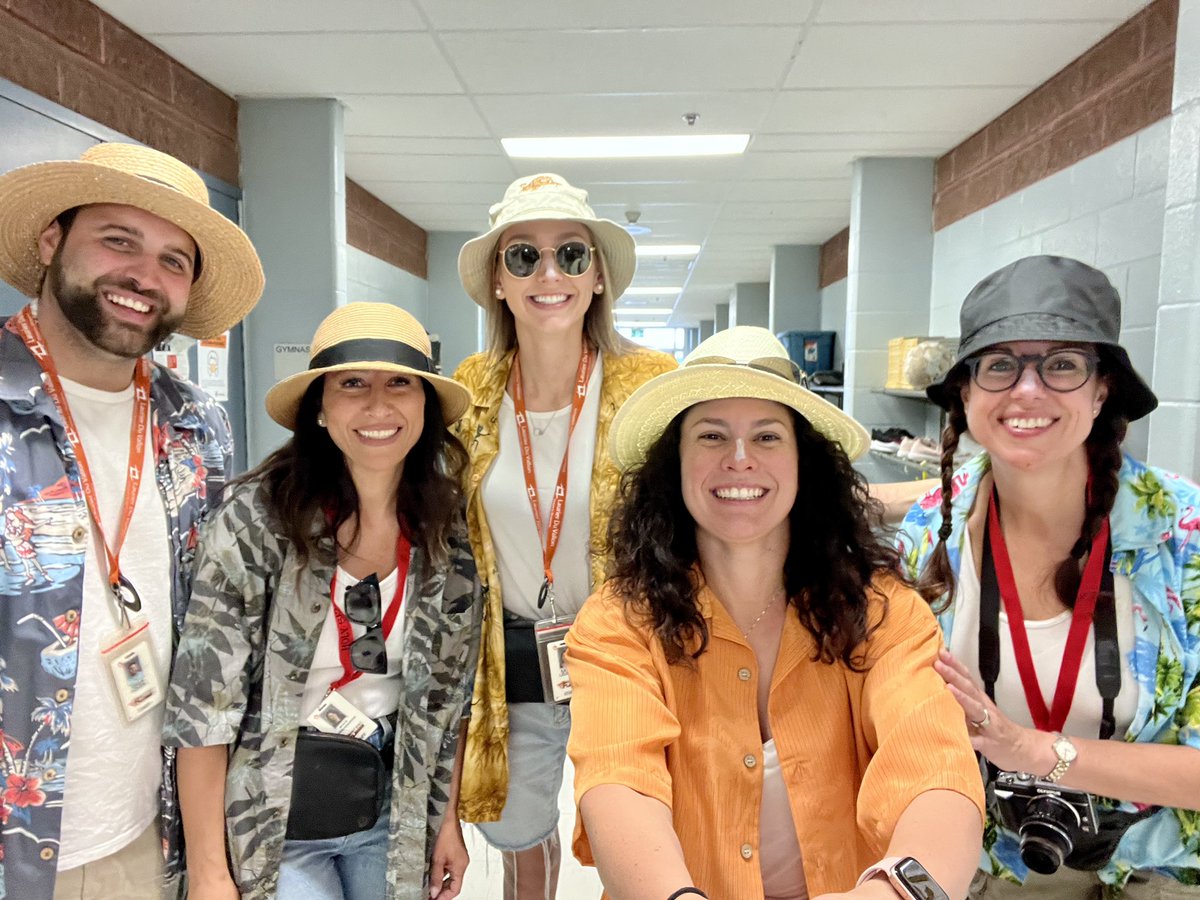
[760,739,808,900]
[482,357,603,621]
[948,526,1138,739]
[57,377,173,871]
[300,565,406,721]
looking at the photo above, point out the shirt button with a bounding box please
[737,667,751,681]
[743,753,757,769]
[71,526,86,543]
[741,843,753,860]
[311,604,322,613]
[55,689,69,702]
[40,847,55,861]
[471,473,482,484]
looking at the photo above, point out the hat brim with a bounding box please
[265,362,471,431]
[457,213,635,307]
[610,364,870,469]
[0,160,264,339]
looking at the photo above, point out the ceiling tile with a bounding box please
[342,95,491,137]
[765,87,1026,137]
[815,0,1147,23]
[94,0,425,33]
[346,153,517,182]
[421,0,814,29]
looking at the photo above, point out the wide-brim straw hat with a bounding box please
[457,173,635,306]
[0,142,264,339]
[265,302,471,430]
[926,255,1157,421]
[611,326,870,469]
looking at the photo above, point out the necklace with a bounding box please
[530,406,568,437]
[742,588,785,636]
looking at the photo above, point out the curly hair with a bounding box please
[243,377,468,579]
[916,347,1128,611]
[606,407,906,668]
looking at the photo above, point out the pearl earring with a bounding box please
[595,284,604,294]
[494,288,503,299]
[317,412,327,427]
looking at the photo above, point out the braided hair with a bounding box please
[915,347,1129,611]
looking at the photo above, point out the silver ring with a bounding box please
[969,708,991,729]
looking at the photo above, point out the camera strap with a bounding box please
[978,488,1119,739]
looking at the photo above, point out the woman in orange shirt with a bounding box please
[565,326,985,900]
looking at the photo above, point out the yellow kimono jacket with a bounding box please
[452,345,677,821]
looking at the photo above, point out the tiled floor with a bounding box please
[458,756,603,899]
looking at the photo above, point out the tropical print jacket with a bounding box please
[896,452,1200,892]
[0,315,233,900]
[162,478,482,900]
[451,345,677,822]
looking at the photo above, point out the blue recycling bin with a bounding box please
[777,330,835,375]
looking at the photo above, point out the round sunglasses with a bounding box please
[500,241,595,279]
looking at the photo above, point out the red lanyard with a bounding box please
[986,489,1111,732]
[7,307,151,603]
[510,344,591,602]
[328,533,410,692]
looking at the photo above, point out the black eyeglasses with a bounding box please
[344,574,387,674]
[500,241,594,278]
[968,348,1099,393]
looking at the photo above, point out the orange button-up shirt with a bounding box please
[566,574,985,899]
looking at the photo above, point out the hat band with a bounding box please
[310,338,432,372]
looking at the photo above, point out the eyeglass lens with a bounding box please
[502,241,593,278]
[344,574,387,674]
[971,349,1097,393]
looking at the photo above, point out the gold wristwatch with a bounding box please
[1044,733,1078,784]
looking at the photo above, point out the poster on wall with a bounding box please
[199,333,230,400]
[152,335,193,381]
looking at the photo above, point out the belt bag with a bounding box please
[503,614,546,703]
[285,730,390,840]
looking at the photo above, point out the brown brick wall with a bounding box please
[934,0,1176,230]
[346,179,427,279]
[819,227,849,288]
[0,0,239,184]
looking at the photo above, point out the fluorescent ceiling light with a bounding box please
[502,134,749,159]
[624,286,682,296]
[618,321,676,329]
[614,308,673,316]
[635,244,701,257]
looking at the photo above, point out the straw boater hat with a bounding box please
[0,142,264,339]
[611,326,870,468]
[457,173,636,306]
[265,302,471,430]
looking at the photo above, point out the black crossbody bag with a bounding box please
[285,729,393,841]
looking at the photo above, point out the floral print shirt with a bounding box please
[896,452,1200,892]
[0,314,233,900]
[162,478,481,900]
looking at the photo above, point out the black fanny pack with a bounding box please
[503,612,545,703]
[285,729,394,841]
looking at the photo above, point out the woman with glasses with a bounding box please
[164,304,482,900]
[452,174,675,898]
[897,256,1200,898]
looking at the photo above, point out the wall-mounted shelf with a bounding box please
[810,385,844,409]
[875,387,929,400]
[868,449,938,479]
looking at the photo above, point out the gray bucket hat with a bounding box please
[926,255,1157,421]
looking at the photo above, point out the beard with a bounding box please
[45,248,183,359]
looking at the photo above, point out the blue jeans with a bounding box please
[277,806,390,900]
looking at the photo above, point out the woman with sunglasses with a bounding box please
[164,304,482,900]
[897,256,1200,898]
[452,174,676,898]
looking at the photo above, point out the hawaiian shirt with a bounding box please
[896,452,1200,892]
[162,478,481,900]
[0,314,233,900]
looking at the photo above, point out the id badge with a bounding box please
[100,615,164,723]
[535,615,575,704]
[306,690,379,739]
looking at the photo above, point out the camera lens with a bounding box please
[1019,795,1081,875]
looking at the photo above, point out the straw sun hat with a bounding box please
[0,142,264,339]
[457,173,636,307]
[611,326,870,469]
[265,303,471,430]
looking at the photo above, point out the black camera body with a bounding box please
[991,771,1150,875]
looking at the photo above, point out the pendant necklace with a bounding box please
[742,588,785,636]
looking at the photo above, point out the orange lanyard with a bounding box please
[510,344,591,610]
[7,307,152,609]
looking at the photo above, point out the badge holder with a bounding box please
[534,579,574,704]
[99,576,165,724]
[306,691,379,740]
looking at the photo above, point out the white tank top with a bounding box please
[759,739,809,900]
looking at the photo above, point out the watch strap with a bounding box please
[856,856,906,889]
[1044,733,1075,783]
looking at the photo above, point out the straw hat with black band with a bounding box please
[457,173,636,307]
[265,302,471,430]
[926,255,1157,421]
[610,326,870,469]
[0,142,264,340]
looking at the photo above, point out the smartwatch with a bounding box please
[856,856,949,900]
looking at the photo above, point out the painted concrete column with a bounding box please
[770,244,821,333]
[1148,0,1200,480]
[239,98,346,463]
[844,157,936,434]
[699,319,715,341]
[425,230,480,374]
[715,302,730,331]
[731,282,769,327]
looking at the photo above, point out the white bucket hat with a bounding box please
[611,326,870,468]
[457,173,636,307]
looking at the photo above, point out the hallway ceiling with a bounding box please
[93,0,1150,325]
